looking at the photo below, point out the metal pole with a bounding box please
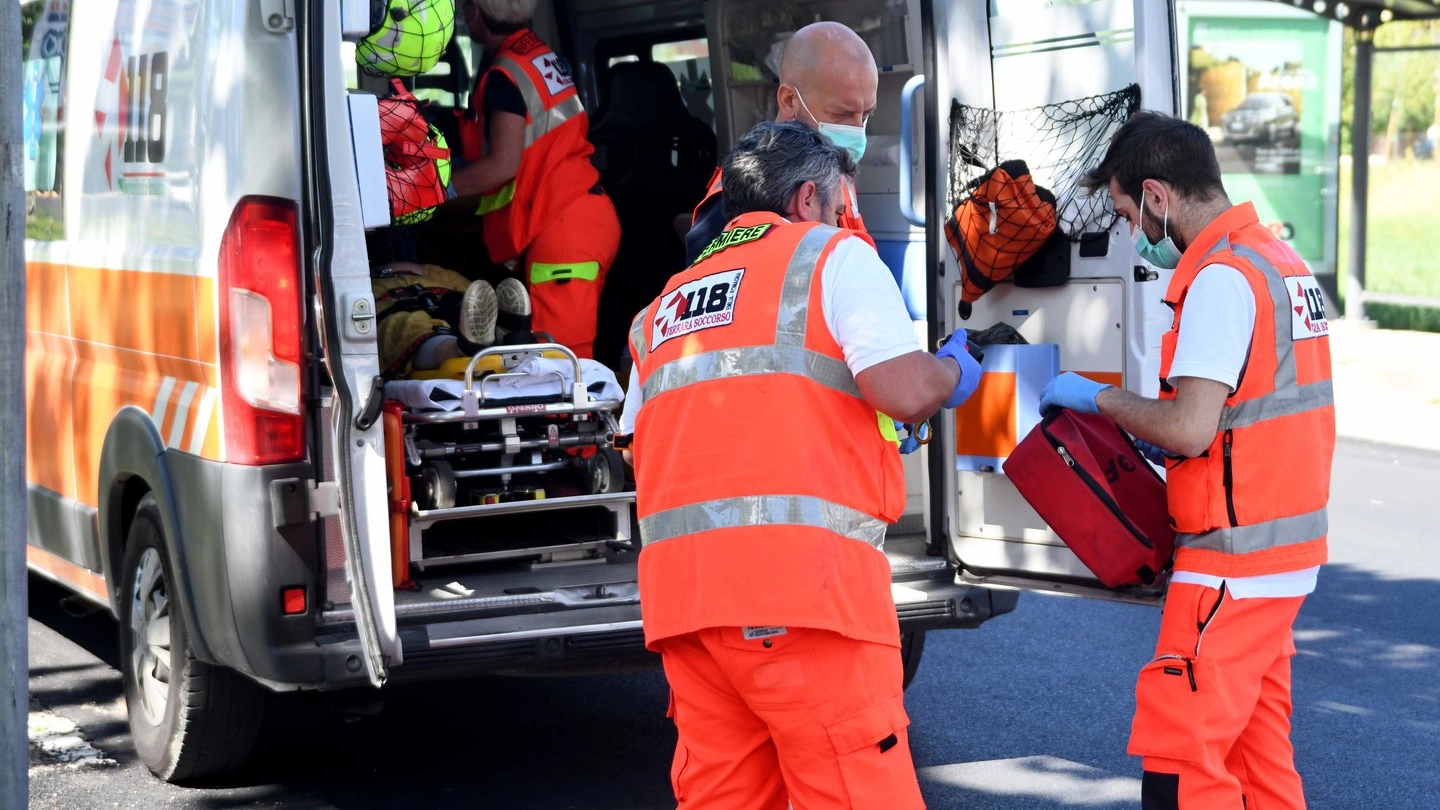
[1,0,32,804]
[1347,27,1375,323]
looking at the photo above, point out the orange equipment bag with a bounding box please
[944,159,1057,319]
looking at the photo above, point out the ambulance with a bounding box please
[21,0,1180,782]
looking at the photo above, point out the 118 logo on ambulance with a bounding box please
[650,269,745,350]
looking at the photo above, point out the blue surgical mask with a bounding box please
[794,89,868,164]
[1132,195,1183,270]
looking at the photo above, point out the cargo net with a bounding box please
[947,84,1141,240]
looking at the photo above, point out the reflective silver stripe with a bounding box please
[1230,243,1302,394]
[1216,243,1334,431]
[776,225,840,346]
[638,495,888,549]
[642,224,862,402]
[641,345,860,402]
[1177,507,1328,556]
[493,56,584,147]
[1221,379,1334,430]
[629,305,651,368]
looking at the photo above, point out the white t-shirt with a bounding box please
[1165,263,1319,598]
[618,233,918,435]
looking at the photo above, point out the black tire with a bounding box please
[900,630,926,691]
[118,493,267,784]
[583,446,626,495]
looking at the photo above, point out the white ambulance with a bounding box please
[21,0,1179,782]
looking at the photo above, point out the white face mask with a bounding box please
[793,89,868,164]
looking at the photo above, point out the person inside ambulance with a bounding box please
[622,121,981,809]
[373,263,530,378]
[684,20,876,265]
[1041,111,1335,809]
[450,0,620,360]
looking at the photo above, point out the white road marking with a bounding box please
[918,755,1140,805]
[28,708,118,772]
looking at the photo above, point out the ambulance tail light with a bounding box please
[218,197,305,465]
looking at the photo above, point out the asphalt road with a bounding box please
[26,438,1440,809]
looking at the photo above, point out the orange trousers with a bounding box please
[1129,582,1307,809]
[658,626,925,810]
[523,190,620,359]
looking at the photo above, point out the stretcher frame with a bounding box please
[397,343,634,571]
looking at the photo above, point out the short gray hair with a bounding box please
[473,0,536,24]
[720,121,855,222]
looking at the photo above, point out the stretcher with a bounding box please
[381,343,633,586]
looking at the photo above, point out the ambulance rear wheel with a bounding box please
[900,631,926,691]
[583,447,626,495]
[119,493,266,784]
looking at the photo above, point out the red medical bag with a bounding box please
[1002,409,1175,587]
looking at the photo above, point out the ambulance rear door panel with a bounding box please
[314,0,403,685]
[931,0,1176,604]
[711,0,932,533]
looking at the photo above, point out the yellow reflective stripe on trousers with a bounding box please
[1176,507,1328,555]
[493,56,585,147]
[638,494,888,549]
[476,180,516,215]
[530,261,600,284]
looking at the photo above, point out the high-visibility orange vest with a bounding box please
[462,29,600,263]
[628,212,903,649]
[1159,202,1334,578]
[690,167,867,234]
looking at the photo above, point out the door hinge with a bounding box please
[271,478,341,527]
[260,0,296,33]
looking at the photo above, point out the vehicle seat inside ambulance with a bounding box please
[589,61,717,371]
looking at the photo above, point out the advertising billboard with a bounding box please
[1178,1,1342,277]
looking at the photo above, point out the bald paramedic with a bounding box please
[624,121,982,809]
[1042,111,1335,809]
[684,21,877,264]
[452,0,619,359]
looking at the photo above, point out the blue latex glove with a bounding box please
[1131,437,1168,465]
[1038,372,1110,416]
[895,420,930,455]
[936,331,982,409]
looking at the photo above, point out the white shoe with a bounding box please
[495,277,532,341]
[458,280,498,346]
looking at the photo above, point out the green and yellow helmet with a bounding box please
[357,0,456,78]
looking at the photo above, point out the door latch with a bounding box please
[347,294,377,338]
[259,0,296,33]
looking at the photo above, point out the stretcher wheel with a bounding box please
[583,447,626,495]
[422,461,457,510]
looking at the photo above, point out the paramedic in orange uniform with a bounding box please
[1041,111,1335,809]
[624,121,983,809]
[684,21,876,264]
[452,0,619,358]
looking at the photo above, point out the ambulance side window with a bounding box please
[21,0,70,241]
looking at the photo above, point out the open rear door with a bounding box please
[928,0,1179,604]
[304,0,402,685]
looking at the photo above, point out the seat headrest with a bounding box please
[595,61,693,130]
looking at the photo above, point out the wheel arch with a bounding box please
[98,406,214,662]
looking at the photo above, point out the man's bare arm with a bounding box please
[856,351,960,425]
[1095,376,1231,458]
[450,111,525,196]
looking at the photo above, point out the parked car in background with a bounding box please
[1222,92,1299,145]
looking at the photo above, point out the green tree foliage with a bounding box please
[1342,20,1440,154]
